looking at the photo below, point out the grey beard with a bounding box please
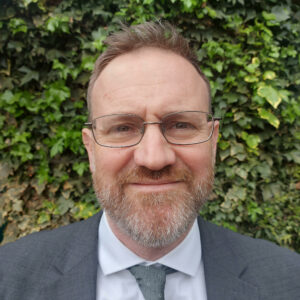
[95,180,212,248]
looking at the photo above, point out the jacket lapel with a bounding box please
[38,212,260,299]
[43,212,103,300]
[198,217,260,300]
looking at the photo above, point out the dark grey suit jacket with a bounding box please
[0,212,299,300]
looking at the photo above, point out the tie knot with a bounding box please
[128,265,176,300]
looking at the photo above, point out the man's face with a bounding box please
[82,47,219,248]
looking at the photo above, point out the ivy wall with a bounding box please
[0,0,299,252]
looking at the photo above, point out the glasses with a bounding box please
[84,111,221,148]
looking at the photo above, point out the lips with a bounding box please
[130,180,181,185]
[126,180,184,192]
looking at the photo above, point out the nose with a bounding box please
[133,124,176,170]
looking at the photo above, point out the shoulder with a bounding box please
[0,212,102,299]
[0,212,101,259]
[198,217,300,298]
[199,217,299,261]
[0,213,102,286]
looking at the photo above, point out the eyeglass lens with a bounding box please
[92,111,214,147]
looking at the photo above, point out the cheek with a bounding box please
[94,148,134,181]
[176,145,214,176]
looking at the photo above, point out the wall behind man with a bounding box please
[0,0,299,252]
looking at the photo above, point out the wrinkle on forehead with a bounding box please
[91,47,209,116]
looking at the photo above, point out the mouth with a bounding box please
[127,181,183,192]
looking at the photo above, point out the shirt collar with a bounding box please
[98,211,201,277]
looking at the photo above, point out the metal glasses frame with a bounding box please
[84,110,221,148]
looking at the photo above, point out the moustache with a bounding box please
[117,165,194,185]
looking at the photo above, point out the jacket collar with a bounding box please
[43,212,259,300]
[198,217,260,300]
[43,212,103,300]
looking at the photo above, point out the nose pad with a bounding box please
[133,125,176,170]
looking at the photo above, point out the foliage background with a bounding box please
[0,0,299,252]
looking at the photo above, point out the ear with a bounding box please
[211,120,219,158]
[82,128,96,173]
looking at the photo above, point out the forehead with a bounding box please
[91,47,209,117]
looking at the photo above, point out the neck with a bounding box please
[106,214,192,261]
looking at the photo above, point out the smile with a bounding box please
[127,181,183,192]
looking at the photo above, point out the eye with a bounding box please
[165,121,196,131]
[164,119,200,140]
[172,122,195,129]
[109,123,136,134]
[115,125,131,132]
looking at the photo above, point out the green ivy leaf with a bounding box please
[55,197,74,215]
[205,6,217,18]
[247,201,263,223]
[226,186,247,201]
[241,132,261,149]
[230,142,244,156]
[271,5,291,22]
[37,211,50,224]
[72,202,99,220]
[218,140,230,150]
[262,11,276,21]
[73,162,89,176]
[263,71,276,80]
[258,108,280,128]
[8,18,27,35]
[50,138,64,157]
[235,167,248,180]
[46,15,69,33]
[214,61,223,73]
[245,58,260,73]
[19,66,39,85]
[244,75,258,82]
[257,85,282,108]
[256,162,272,179]
[81,56,96,71]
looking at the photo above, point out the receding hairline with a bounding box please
[87,21,212,120]
[89,46,211,115]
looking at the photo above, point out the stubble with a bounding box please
[93,163,214,248]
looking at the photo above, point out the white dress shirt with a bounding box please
[96,212,207,300]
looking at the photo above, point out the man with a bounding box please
[0,21,299,300]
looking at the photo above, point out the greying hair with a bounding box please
[87,21,211,120]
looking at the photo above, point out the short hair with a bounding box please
[87,20,211,120]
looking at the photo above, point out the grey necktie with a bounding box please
[128,264,176,300]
